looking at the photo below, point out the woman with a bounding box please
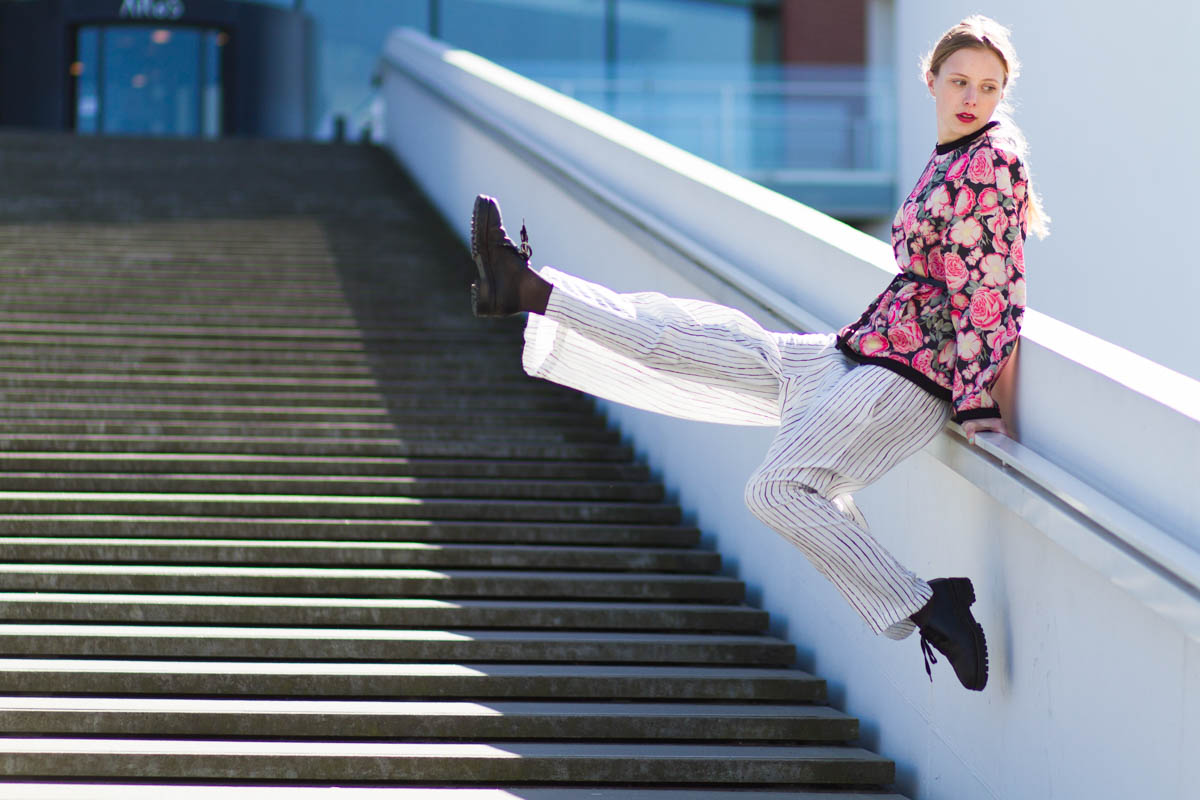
[467,15,1049,692]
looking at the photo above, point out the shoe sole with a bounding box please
[944,577,988,691]
[469,195,499,317]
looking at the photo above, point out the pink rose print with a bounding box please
[958,329,983,360]
[925,185,952,219]
[938,340,956,365]
[957,393,982,411]
[995,163,1012,194]
[909,254,927,278]
[887,320,924,353]
[952,292,969,310]
[992,235,1009,256]
[1014,180,1027,201]
[928,249,945,280]
[968,287,1006,330]
[946,154,970,181]
[953,370,964,396]
[987,211,1009,237]
[943,253,970,292]
[859,331,889,356]
[913,163,936,195]
[950,217,984,248]
[979,253,1008,286]
[986,320,1018,352]
[1011,237,1025,274]
[977,187,999,213]
[954,187,975,216]
[903,202,919,233]
[1010,277,1026,307]
[912,348,935,374]
[967,150,995,184]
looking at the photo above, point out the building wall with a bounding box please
[779,0,864,63]
[890,0,1200,381]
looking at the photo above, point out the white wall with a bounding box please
[892,0,1200,381]
[379,29,1200,800]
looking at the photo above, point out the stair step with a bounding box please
[0,625,794,665]
[0,439,635,459]
[0,359,536,379]
[0,540,714,571]
[0,659,825,701]
[0,594,766,631]
[1,405,599,426]
[0,494,677,522]
[0,516,701,546]
[0,388,590,411]
[0,475,662,501]
[0,697,855,741]
[0,785,911,800]
[0,421,620,444]
[0,453,650,480]
[0,740,892,785]
[0,565,741,600]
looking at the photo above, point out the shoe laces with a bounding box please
[518,221,532,260]
[919,631,939,682]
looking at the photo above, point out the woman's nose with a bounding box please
[963,87,977,106]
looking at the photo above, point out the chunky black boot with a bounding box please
[910,577,989,691]
[469,194,533,317]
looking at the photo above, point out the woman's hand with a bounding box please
[961,417,1009,445]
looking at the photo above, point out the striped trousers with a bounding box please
[522,267,950,638]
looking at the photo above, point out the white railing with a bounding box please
[379,28,1200,800]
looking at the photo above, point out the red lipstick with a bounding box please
[957,113,977,123]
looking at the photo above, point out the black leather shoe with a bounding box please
[910,577,988,691]
[470,194,532,317]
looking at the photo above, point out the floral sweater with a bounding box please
[837,120,1029,423]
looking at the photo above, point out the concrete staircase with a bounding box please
[0,132,908,798]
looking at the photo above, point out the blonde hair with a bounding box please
[923,16,1050,238]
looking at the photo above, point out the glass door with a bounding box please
[73,25,227,138]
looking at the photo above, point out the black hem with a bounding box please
[951,407,1003,424]
[836,338,952,401]
[835,339,1004,425]
[935,120,1000,155]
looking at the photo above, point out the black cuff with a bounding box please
[952,406,1002,425]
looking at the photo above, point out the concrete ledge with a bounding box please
[378,27,1200,639]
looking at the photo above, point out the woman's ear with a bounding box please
[925,70,936,96]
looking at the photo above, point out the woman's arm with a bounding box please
[943,147,1029,427]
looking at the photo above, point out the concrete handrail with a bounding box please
[378,29,1200,640]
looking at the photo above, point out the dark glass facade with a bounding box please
[0,0,310,138]
[74,25,226,137]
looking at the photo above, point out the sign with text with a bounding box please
[119,0,185,20]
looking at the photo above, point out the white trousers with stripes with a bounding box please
[522,267,951,639]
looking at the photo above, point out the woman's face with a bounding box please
[926,46,1006,144]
